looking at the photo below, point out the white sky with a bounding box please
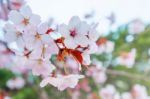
[27,0,150,23]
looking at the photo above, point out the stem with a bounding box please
[106,69,150,83]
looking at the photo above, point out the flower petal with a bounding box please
[20,5,32,18]
[64,38,77,49]
[29,14,41,26]
[68,16,80,29]
[58,24,70,37]
[37,22,48,34]
[8,10,24,24]
[75,35,89,47]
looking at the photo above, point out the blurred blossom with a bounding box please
[122,84,150,99]
[0,0,25,20]
[122,92,132,99]
[96,38,115,54]
[78,79,91,92]
[71,90,80,99]
[86,60,107,84]
[99,85,120,99]
[0,43,14,68]
[131,84,150,99]
[4,96,11,99]
[6,77,25,90]
[128,19,145,34]
[116,48,136,68]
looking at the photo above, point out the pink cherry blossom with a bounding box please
[128,19,145,34]
[40,74,84,91]
[97,39,115,54]
[131,84,149,99]
[86,60,107,84]
[116,48,136,68]
[30,58,55,76]
[99,85,120,99]
[6,77,25,90]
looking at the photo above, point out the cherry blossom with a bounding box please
[58,16,90,49]
[10,0,25,10]
[116,48,136,68]
[121,92,132,99]
[3,5,99,91]
[131,84,149,99]
[8,5,41,29]
[4,23,25,48]
[96,38,115,54]
[0,0,25,20]
[86,60,107,84]
[128,19,145,34]
[99,85,120,99]
[30,58,55,76]
[58,16,99,50]
[40,74,84,91]
[6,77,25,90]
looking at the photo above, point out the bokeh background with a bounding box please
[1,0,150,99]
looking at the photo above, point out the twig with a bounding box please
[106,69,150,83]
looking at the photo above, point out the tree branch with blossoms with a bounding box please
[3,5,100,91]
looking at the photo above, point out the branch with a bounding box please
[106,69,150,83]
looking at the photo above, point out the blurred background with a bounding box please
[1,0,150,99]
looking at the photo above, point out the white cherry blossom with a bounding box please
[30,58,55,76]
[40,74,84,91]
[58,16,90,49]
[8,5,41,29]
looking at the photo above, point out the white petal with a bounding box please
[29,46,42,60]
[16,37,25,49]
[40,78,50,87]
[64,38,77,49]
[82,53,91,65]
[78,22,89,35]
[42,42,59,58]
[75,35,89,47]
[5,31,17,43]
[40,77,60,88]
[29,14,41,26]
[8,10,24,24]
[4,23,16,32]
[68,16,80,29]
[88,29,99,41]
[37,22,48,34]
[20,5,32,18]
[23,24,37,35]
[41,34,52,44]
[58,24,70,37]
[85,42,98,54]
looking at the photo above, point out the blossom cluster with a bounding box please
[86,84,150,99]
[3,5,100,91]
[0,0,25,20]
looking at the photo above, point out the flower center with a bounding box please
[22,18,29,26]
[70,30,76,37]
[35,33,41,40]
[37,59,43,65]
[16,31,22,37]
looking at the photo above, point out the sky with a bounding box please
[27,0,150,25]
